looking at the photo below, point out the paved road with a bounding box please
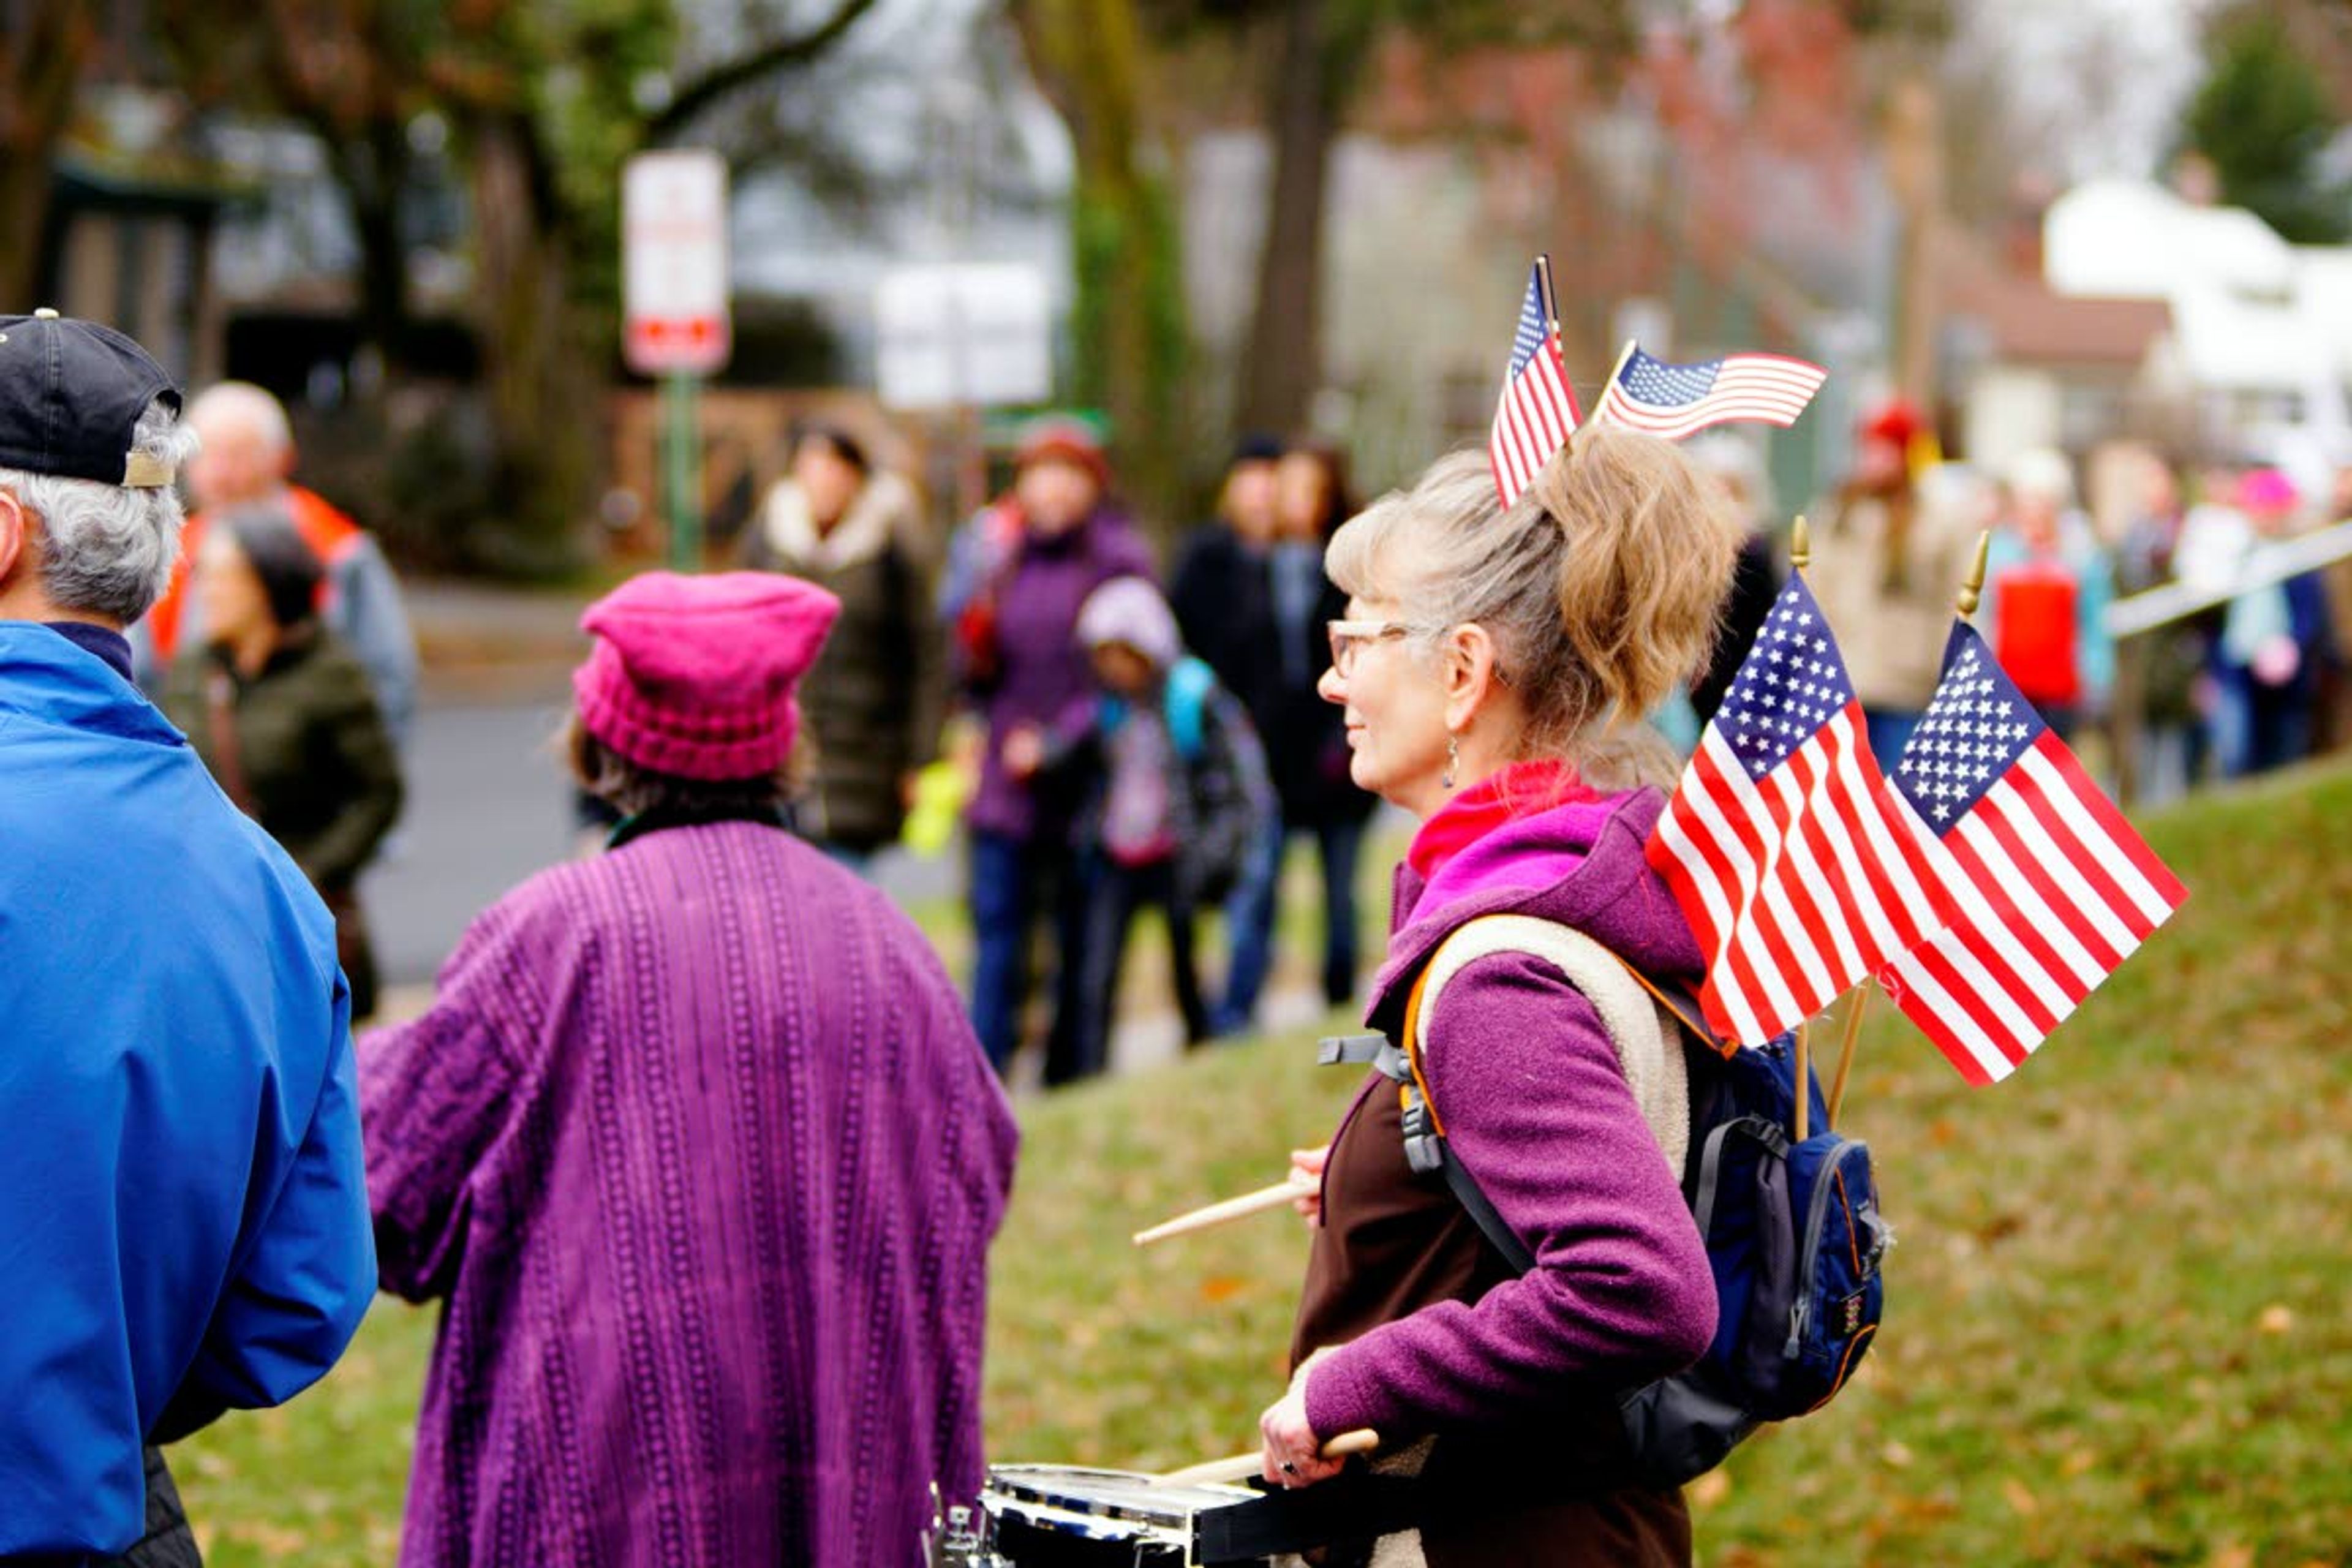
[367,697,579,987]
[365,688,1354,1080]
[366,693,959,989]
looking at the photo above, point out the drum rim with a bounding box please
[983,1463,1253,1531]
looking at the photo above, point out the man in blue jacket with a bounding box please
[0,311,375,1561]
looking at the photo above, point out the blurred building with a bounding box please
[25,86,243,388]
[2045,177,2352,480]
[1939,198,2174,476]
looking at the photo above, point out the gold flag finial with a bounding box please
[1790,513,1811,576]
[1957,530,1991,619]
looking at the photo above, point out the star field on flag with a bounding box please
[1877,624,2188,1084]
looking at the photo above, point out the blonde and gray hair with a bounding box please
[1325,427,1742,787]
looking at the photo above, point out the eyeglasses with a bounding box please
[1327,619,1418,677]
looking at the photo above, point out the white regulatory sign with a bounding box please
[623,150,731,376]
[875,263,1052,410]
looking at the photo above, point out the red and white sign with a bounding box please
[623,150,731,376]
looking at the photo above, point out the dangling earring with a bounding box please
[1442,733,1459,791]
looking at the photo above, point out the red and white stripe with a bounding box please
[1488,334,1579,507]
[1595,353,1827,442]
[1647,702,1953,1046]
[1879,733,2188,1084]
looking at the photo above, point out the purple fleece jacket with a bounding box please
[964,510,1156,841]
[1302,786,1719,1443]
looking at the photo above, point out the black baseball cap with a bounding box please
[0,309,181,488]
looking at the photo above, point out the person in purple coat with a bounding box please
[948,418,1158,1080]
[1256,431,1736,1567]
[359,571,1018,1568]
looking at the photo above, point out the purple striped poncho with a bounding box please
[361,821,1017,1567]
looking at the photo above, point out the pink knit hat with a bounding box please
[573,571,841,781]
[2236,467,2298,516]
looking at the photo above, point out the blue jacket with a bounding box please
[0,624,374,1558]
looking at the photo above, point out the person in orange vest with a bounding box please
[138,382,419,745]
[1980,448,2113,743]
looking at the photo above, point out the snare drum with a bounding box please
[979,1463,1270,1566]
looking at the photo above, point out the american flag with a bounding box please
[1593,347,1827,442]
[1487,261,1580,507]
[1646,575,1954,1046]
[1877,624,2188,1085]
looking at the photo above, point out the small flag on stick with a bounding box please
[1646,574,1954,1046]
[1593,346,1827,442]
[1487,258,1580,507]
[1877,624,2188,1084]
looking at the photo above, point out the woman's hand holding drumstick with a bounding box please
[1286,1145,1327,1226]
[1258,1348,1362,1488]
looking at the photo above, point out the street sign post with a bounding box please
[623,149,731,570]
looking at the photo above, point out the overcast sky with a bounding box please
[1956,0,2209,179]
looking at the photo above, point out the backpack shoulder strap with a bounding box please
[1404,913,1691,1176]
[1163,657,1214,761]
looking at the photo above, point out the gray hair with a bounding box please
[186,380,293,455]
[562,712,810,820]
[1325,429,1741,788]
[0,396,200,622]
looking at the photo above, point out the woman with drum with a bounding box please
[1256,429,1735,1566]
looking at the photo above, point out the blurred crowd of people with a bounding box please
[1668,399,2350,812]
[73,366,2352,1086]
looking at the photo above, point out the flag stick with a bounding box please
[1535,254,1564,342]
[1788,509,1814,1143]
[1793,1018,1811,1142]
[1826,982,1869,1127]
[1593,337,1638,421]
[1958,530,1991,619]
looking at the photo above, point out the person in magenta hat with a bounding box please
[943,415,1157,1080]
[358,570,1018,1567]
[2212,468,2337,775]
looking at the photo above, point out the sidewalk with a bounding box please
[406,576,593,703]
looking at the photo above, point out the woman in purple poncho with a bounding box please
[1255,430,1740,1567]
[360,570,1018,1568]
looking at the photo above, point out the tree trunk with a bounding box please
[464,108,596,571]
[324,118,418,372]
[1236,0,1336,439]
[0,2,94,310]
[1011,0,1188,537]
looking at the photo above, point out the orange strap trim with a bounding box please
[1399,957,1449,1139]
[1614,959,1735,1059]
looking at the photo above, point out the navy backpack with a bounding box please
[1334,913,1890,1488]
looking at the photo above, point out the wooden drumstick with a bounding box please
[1131,1175,1311,1247]
[1155,1428,1381,1488]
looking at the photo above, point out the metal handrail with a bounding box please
[2098,515,2351,804]
[2104,518,2352,640]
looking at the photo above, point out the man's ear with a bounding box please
[0,491,25,587]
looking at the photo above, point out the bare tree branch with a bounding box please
[641,0,882,145]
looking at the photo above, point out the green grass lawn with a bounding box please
[177,763,2352,1564]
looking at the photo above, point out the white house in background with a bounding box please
[2043,177,2352,481]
